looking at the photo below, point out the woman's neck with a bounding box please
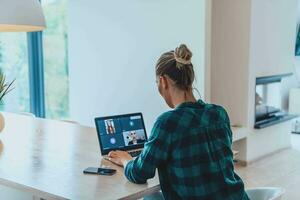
[172,90,197,108]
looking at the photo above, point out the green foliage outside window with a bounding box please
[43,0,69,119]
[0,33,30,112]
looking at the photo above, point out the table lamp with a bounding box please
[0,0,46,32]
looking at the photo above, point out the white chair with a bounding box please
[19,112,36,117]
[60,119,80,125]
[246,187,285,200]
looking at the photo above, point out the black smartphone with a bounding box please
[83,167,116,176]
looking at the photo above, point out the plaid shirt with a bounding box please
[125,100,249,200]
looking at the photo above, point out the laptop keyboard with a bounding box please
[129,150,142,157]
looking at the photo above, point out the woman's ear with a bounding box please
[160,76,169,90]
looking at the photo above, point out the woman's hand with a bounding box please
[108,150,133,167]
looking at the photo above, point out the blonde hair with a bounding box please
[156,44,195,91]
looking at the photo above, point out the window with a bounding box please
[0,33,30,113]
[0,1,69,119]
[0,0,69,119]
[42,0,69,119]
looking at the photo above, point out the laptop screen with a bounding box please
[95,113,148,155]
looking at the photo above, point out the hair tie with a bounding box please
[173,52,192,65]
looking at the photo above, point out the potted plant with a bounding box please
[0,73,15,132]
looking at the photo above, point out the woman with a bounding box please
[108,44,249,200]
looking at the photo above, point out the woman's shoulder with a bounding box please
[154,103,230,126]
[156,110,178,122]
[205,103,227,112]
[204,103,230,123]
[154,110,185,127]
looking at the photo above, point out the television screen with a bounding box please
[254,74,296,129]
[255,82,282,122]
[296,26,300,56]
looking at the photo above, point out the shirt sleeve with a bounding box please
[124,115,172,184]
[223,108,233,144]
[215,105,233,144]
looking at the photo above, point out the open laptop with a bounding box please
[95,113,148,158]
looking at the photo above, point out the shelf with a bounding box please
[232,127,248,142]
[232,150,239,157]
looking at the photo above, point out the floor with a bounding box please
[235,133,300,200]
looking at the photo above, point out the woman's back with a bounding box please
[155,100,248,199]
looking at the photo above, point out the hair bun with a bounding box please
[174,44,193,65]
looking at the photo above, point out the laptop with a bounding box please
[95,113,148,158]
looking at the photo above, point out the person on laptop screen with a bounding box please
[107,44,249,200]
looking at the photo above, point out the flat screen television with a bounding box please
[255,81,282,123]
[254,74,296,129]
[295,26,300,56]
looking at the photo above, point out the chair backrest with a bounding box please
[61,119,80,125]
[246,187,285,200]
[19,112,36,118]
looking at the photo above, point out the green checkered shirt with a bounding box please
[125,100,249,200]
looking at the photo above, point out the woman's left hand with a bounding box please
[108,150,133,167]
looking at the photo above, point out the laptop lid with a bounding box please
[95,113,148,155]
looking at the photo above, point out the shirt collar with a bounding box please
[175,99,206,110]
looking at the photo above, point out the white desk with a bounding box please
[0,112,160,200]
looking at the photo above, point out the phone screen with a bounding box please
[83,167,116,175]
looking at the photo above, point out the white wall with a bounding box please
[247,0,298,127]
[69,0,206,130]
[204,0,212,102]
[294,0,300,85]
[249,0,297,78]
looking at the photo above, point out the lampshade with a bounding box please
[0,0,46,32]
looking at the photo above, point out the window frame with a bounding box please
[27,0,69,119]
[27,31,46,118]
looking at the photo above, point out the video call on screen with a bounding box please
[97,115,146,150]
